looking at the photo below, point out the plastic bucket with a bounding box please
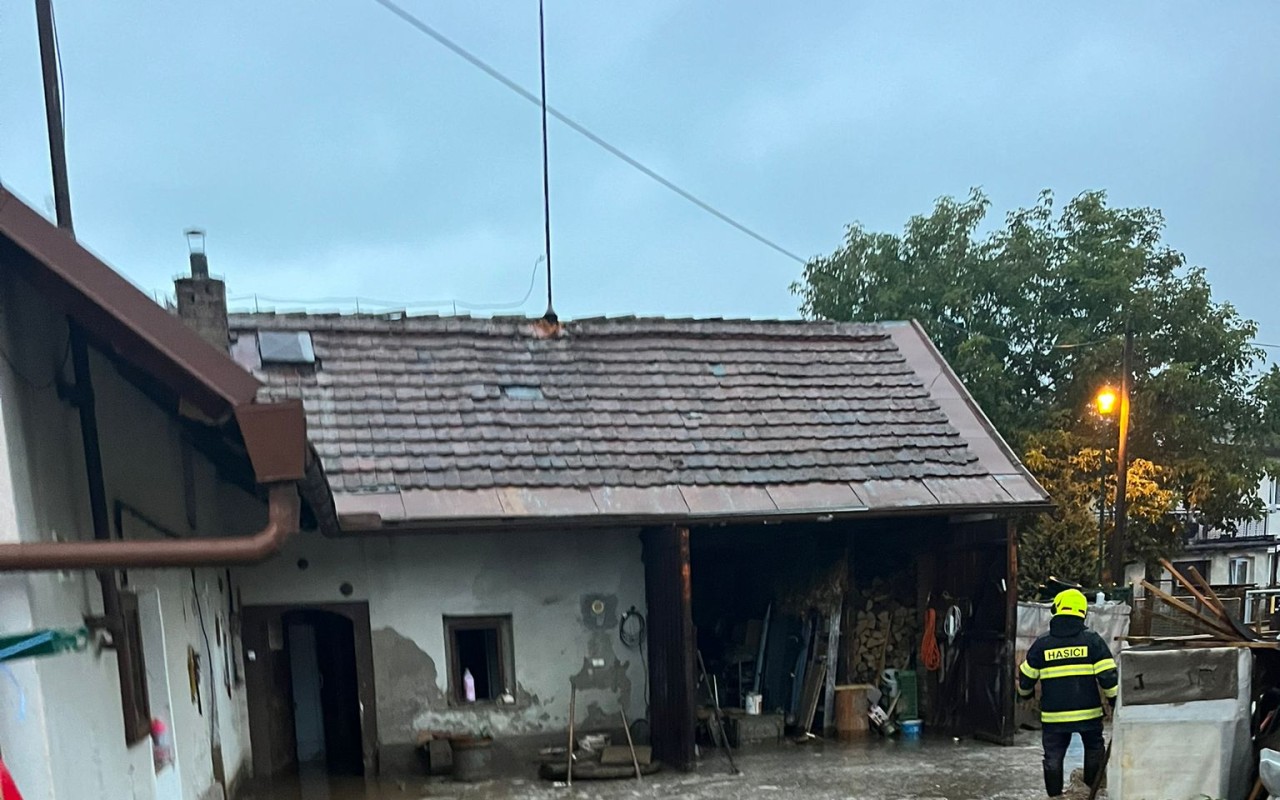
[900,719,922,740]
[745,693,763,715]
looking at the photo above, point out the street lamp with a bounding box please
[1095,388,1118,416]
[1094,331,1135,587]
[1093,388,1118,588]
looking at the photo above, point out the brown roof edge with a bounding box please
[337,498,1055,535]
[887,321,1049,502]
[0,186,260,422]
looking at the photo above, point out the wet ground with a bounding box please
[240,732,1097,800]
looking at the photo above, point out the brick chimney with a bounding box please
[174,228,229,351]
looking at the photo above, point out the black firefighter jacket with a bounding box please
[1017,615,1119,731]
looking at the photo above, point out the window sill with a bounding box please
[447,700,527,712]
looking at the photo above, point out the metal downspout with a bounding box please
[0,484,300,572]
[0,323,303,571]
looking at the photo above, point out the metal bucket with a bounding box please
[450,737,493,782]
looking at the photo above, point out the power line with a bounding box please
[368,0,809,265]
[926,317,1115,352]
[933,319,1280,357]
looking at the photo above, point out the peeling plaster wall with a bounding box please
[235,526,648,768]
[0,271,259,800]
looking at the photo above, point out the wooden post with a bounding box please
[1108,326,1134,585]
[822,598,841,736]
[640,526,696,769]
[840,538,858,685]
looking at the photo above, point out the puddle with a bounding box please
[239,732,1081,799]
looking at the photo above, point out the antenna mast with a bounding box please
[538,0,556,322]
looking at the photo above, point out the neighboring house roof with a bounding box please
[0,186,306,487]
[230,313,1049,530]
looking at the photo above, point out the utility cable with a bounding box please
[227,255,545,313]
[926,317,1116,353]
[368,0,808,265]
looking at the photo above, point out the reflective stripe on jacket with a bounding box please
[1017,615,1118,731]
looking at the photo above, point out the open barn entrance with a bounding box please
[643,516,1016,768]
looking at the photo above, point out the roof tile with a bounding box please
[230,314,1045,512]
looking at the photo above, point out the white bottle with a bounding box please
[463,668,476,703]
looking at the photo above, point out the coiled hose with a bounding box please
[921,608,942,672]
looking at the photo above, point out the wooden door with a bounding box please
[242,607,298,777]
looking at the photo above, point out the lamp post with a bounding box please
[1094,328,1134,586]
[1093,388,1117,588]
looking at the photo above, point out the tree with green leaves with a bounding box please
[795,189,1280,592]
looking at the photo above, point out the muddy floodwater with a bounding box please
[240,731,1096,800]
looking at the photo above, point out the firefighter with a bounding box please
[1018,588,1118,797]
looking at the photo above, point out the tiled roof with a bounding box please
[228,314,1049,528]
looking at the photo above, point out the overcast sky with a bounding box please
[1,2,1277,353]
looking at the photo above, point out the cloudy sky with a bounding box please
[1,2,1277,352]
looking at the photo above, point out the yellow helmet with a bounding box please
[1052,589,1088,618]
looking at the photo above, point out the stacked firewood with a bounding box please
[850,577,918,683]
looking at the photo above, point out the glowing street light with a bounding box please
[1095,388,1118,416]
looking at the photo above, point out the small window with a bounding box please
[1229,557,1252,586]
[444,615,514,704]
[257,331,315,364]
[1172,559,1211,585]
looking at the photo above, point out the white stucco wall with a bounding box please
[235,525,648,765]
[0,270,259,800]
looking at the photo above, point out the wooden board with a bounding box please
[600,745,652,766]
[797,659,828,734]
[539,760,662,781]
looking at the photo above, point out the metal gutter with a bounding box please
[340,498,1056,536]
[0,484,299,572]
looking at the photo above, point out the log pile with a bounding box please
[850,575,917,683]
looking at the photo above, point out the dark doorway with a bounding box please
[282,610,364,775]
[242,602,378,779]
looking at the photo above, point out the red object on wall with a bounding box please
[0,757,23,800]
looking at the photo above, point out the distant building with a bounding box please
[1170,477,1280,589]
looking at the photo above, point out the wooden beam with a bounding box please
[1160,559,1233,629]
[1183,565,1258,641]
[1139,580,1239,640]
